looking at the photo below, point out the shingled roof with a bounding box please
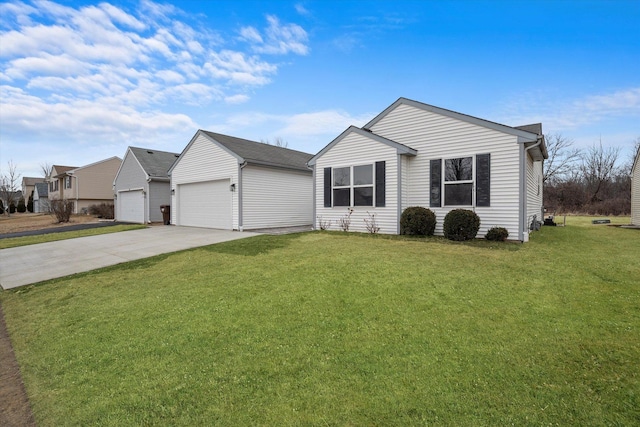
[129,147,180,179]
[34,182,48,197]
[201,130,313,172]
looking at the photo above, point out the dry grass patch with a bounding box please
[0,213,100,234]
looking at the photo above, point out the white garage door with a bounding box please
[118,190,145,223]
[178,179,232,229]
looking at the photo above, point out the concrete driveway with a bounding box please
[0,226,259,290]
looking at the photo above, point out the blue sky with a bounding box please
[1,0,638,178]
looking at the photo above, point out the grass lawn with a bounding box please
[0,224,147,249]
[1,217,639,425]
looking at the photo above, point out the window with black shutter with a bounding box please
[476,153,490,207]
[375,161,386,207]
[430,159,442,207]
[323,167,332,207]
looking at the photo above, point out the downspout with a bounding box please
[310,164,316,230]
[521,136,543,242]
[238,161,247,231]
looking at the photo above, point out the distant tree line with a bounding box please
[543,134,639,215]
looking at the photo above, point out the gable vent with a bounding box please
[147,150,154,154]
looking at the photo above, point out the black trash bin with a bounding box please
[160,205,171,225]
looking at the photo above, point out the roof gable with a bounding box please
[308,126,417,165]
[129,147,180,179]
[51,165,77,178]
[34,182,48,197]
[171,130,313,173]
[366,97,542,143]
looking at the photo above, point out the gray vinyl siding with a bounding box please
[148,181,171,222]
[114,151,148,221]
[314,131,399,234]
[526,155,544,228]
[631,155,640,226]
[171,134,239,228]
[241,165,312,229]
[370,102,522,239]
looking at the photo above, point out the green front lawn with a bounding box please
[2,217,639,425]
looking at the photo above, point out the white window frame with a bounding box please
[332,164,375,207]
[443,156,474,207]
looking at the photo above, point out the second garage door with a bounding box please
[117,190,145,223]
[178,179,232,229]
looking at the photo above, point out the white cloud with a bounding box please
[499,87,640,132]
[295,3,311,16]
[240,15,309,55]
[225,94,250,104]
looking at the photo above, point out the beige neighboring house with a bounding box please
[47,157,122,214]
[21,176,45,204]
[632,149,640,226]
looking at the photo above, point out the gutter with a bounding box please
[520,136,543,242]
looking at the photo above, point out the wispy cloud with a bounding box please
[240,15,309,55]
[0,0,309,156]
[498,87,640,131]
[211,109,375,152]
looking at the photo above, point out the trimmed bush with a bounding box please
[485,226,509,242]
[89,203,114,219]
[17,197,27,213]
[443,209,480,241]
[400,206,436,236]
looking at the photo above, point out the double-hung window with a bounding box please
[444,157,473,205]
[430,154,491,208]
[324,162,385,208]
[64,176,72,189]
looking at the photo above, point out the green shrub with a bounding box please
[17,197,27,213]
[485,226,509,241]
[89,203,114,219]
[443,209,480,241]
[400,206,436,236]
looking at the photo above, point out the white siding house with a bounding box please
[113,147,179,223]
[169,130,313,230]
[632,150,640,226]
[309,98,548,241]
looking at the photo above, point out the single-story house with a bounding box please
[114,147,180,223]
[308,97,548,242]
[33,182,49,213]
[47,157,122,214]
[632,149,640,226]
[169,130,313,230]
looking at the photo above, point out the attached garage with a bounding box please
[170,130,313,231]
[117,189,145,223]
[177,179,232,229]
[113,147,179,224]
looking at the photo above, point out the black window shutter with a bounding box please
[476,153,491,207]
[324,167,332,207]
[375,161,386,207]
[430,159,442,207]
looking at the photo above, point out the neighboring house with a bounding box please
[308,97,548,241]
[47,157,122,214]
[632,149,640,226]
[169,130,313,230]
[114,147,180,223]
[21,177,45,204]
[33,182,49,213]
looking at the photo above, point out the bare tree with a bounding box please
[580,140,620,203]
[0,160,22,217]
[260,137,288,148]
[543,133,582,184]
[40,162,52,179]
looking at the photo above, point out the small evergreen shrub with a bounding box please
[17,197,27,213]
[485,226,509,242]
[400,206,436,236]
[443,209,480,241]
